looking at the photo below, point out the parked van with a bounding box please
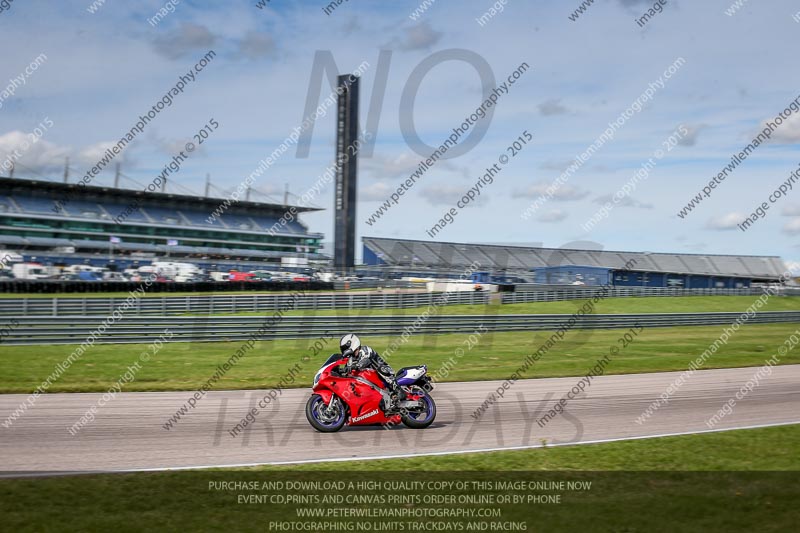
[11,263,50,280]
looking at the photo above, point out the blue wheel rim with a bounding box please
[408,395,433,423]
[312,397,344,426]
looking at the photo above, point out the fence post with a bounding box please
[52,297,57,317]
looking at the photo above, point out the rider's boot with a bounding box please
[390,382,407,405]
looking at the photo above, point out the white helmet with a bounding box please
[339,333,361,354]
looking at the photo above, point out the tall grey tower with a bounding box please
[333,74,359,272]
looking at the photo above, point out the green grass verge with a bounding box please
[1,323,797,394]
[258,422,800,472]
[1,424,798,532]
[2,292,797,318]
[221,295,800,317]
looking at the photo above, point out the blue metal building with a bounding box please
[361,237,786,287]
[532,265,751,288]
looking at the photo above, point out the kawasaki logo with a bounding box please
[350,409,379,423]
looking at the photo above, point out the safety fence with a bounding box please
[2,311,799,345]
[0,290,488,317]
[0,286,794,317]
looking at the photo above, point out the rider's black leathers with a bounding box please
[349,345,405,399]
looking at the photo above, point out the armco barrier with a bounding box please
[0,286,793,317]
[2,311,799,345]
[0,291,489,317]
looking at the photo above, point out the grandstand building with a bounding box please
[362,237,787,288]
[0,177,324,271]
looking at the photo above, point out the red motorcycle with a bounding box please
[305,354,436,433]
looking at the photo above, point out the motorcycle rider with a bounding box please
[339,334,406,402]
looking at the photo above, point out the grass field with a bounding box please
[3,293,797,319]
[270,295,800,317]
[1,424,797,532]
[1,323,797,394]
[259,422,800,472]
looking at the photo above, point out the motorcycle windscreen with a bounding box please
[322,353,343,366]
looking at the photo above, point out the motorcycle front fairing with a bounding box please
[311,357,398,426]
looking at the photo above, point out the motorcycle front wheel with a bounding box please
[306,394,347,433]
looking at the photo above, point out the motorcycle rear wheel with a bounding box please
[400,393,436,429]
[306,394,346,432]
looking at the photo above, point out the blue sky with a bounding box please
[1,0,799,268]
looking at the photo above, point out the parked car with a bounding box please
[229,271,256,282]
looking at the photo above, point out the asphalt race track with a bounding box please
[1,365,798,476]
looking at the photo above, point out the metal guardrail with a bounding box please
[1,287,794,317]
[3,311,799,345]
[500,287,785,303]
[0,291,490,317]
[332,280,424,290]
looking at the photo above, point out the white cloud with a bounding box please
[677,124,707,147]
[76,141,124,167]
[535,209,568,223]
[238,32,276,60]
[516,181,590,201]
[0,131,135,178]
[756,112,800,143]
[782,218,800,234]
[0,131,68,174]
[420,185,488,207]
[594,194,653,209]
[152,23,216,60]
[761,113,800,144]
[706,212,746,230]
[341,17,361,36]
[361,153,424,179]
[538,99,568,116]
[362,152,467,180]
[539,160,576,171]
[397,22,442,50]
[147,131,193,157]
[358,182,394,201]
[782,260,800,275]
[782,203,800,216]
[682,242,709,252]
